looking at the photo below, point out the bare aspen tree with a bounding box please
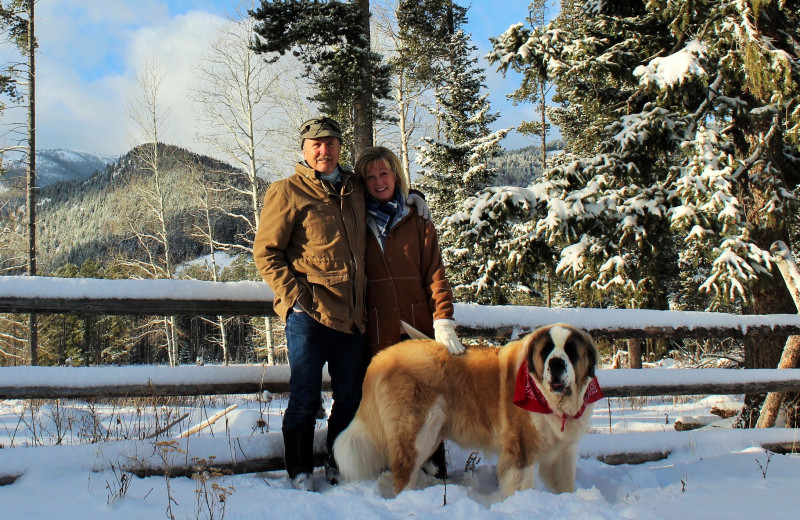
[185,161,235,365]
[0,201,25,274]
[126,58,181,366]
[0,202,27,365]
[371,1,436,179]
[191,11,309,250]
[191,8,310,364]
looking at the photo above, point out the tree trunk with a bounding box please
[733,111,798,426]
[26,0,37,366]
[540,82,547,169]
[265,316,275,365]
[353,0,373,157]
[757,242,800,428]
[627,338,642,369]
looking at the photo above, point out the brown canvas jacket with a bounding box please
[364,204,454,354]
[253,162,367,334]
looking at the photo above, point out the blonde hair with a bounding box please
[354,146,409,197]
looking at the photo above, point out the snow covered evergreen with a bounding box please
[409,8,511,304]
[448,0,799,317]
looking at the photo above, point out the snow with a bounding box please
[174,252,239,275]
[1,276,799,518]
[0,275,274,301]
[3,274,800,334]
[1,389,799,519]
[634,40,708,89]
[1,149,119,188]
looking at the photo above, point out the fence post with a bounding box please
[757,241,800,428]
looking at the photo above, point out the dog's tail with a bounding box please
[333,416,385,481]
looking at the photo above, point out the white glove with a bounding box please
[406,192,431,220]
[434,319,465,355]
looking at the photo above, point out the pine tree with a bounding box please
[0,1,24,119]
[250,0,393,160]
[415,26,510,221]
[402,7,509,303]
[508,0,554,170]
[0,0,38,365]
[453,0,800,400]
[396,0,467,90]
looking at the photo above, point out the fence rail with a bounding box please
[1,365,799,486]
[3,276,800,340]
[2,365,800,400]
[2,275,800,484]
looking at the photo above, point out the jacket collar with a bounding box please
[295,161,354,197]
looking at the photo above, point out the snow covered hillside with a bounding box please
[3,149,118,188]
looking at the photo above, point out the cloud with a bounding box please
[24,0,540,157]
[33,2,225,156]
[124,11,228,149]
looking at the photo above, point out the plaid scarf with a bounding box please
[366,187,404,241]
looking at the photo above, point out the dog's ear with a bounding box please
[586,343,597,379]
[580,330,598,379]
[523,326,549,378]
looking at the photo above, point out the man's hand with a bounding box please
[407,192,431,220]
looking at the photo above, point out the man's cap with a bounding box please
[299,117,342,140]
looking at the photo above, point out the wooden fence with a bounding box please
[1,364,799,485]
[3,275,800,340]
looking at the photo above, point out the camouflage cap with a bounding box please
[299,116,343,141]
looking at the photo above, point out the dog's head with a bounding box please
[523,323,598,412]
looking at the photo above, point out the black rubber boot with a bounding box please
[283,427,316,491]
[324,452,340,485]
[325,425,343,485]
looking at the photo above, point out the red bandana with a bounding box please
[513,359,604,431]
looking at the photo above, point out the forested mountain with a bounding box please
[2,143,549,276]
[29,145,252,273]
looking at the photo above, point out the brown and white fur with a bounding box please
[332,323,599,498]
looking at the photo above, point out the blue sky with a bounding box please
[18,0,541,157]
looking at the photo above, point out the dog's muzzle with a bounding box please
[547,357,571,395]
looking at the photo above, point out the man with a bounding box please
[254,116,366,491]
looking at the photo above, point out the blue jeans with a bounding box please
[283,311,367,448]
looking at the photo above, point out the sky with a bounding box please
[1,0,541,160]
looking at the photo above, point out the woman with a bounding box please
[355,146,464,356]
[354,146,464,478]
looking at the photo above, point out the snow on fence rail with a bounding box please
[3,275,800,484]
[2,365,800,400]
[3,275,800,340]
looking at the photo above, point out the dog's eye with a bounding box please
[564,340,579,364]
[539,339,554,362]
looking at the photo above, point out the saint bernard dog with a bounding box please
[332,323,602,498]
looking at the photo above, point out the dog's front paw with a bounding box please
[376,471,397,499]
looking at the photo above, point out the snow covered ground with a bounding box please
[1,276,798,518]
[1,387,798,520]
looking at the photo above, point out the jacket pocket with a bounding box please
[307,269,351,322]
[303,206,341,244]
